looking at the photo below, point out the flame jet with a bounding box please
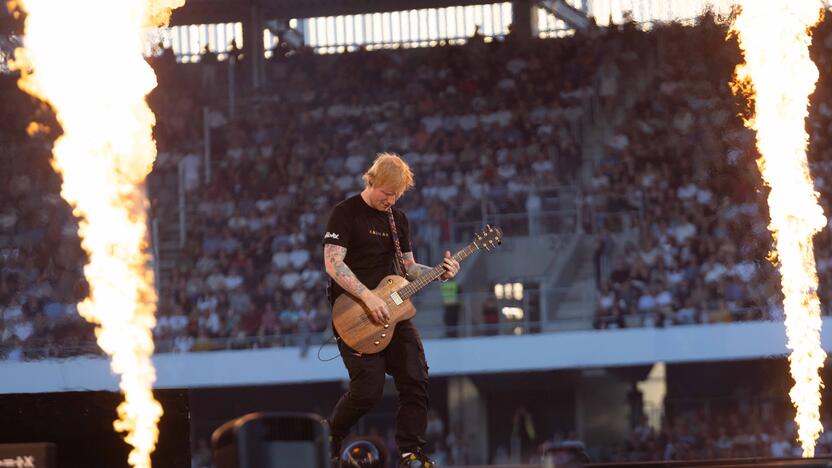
[12,0,184,466]
[730,1,827,457]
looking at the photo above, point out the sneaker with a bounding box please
[399,449,435,467]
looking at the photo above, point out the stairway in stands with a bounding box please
[543,93,615,331]
[147,165,186,295]
[548,57,658,329]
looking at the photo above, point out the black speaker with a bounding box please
[212,412,329,468]
[0,443,55,468]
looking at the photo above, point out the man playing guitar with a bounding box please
[323,153,459,468]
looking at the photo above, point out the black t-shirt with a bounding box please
[322,193,412,304]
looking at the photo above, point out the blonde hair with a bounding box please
[362,152,415,193]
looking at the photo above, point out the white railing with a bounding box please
[144,22,244,63]
[586,0,735,25]
[276,3,513,54]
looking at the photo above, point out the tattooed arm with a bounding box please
[324,244,370,298]
[324,244,390,322]
[403,251,460,281]
[403,252,432,280]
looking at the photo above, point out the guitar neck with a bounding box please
[397,243,478,300]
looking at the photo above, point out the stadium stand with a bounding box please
[4,13,832,356]
[5,10,832,465]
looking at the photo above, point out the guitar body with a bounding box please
[332,275,416,354]
[330,225,503,355]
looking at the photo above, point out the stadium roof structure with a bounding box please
[170,0,518,24]
[172,0,520,24]
[0,0,525,34]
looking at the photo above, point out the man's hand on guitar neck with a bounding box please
[403,251,459,282]
[360,290,391,325]
[439,250,460,281]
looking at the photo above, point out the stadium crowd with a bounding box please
[150,28,593,352]
[0,73,95,359]
[3,13,832,358]
[591,409,832,463]
[6,10,832,468]
[591,13,832,329]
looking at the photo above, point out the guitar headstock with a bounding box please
[473,224,503,251]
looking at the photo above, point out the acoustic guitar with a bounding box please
[332,225,503,354]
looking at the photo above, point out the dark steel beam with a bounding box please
[260,0,502,19]
[169,0,500,26]
[169,0,250,25]
[2,0,502,34]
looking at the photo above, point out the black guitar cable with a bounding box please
[317,333,341,361]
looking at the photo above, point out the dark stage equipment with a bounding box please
[0,442,55,468]
[587,458,832,468]
[212,412,329,468]
[0,390,190,468]
[339,437,389,468]
[455,458,832,468]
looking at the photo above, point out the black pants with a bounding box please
[329,319,429,453]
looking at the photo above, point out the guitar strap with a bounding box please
[387,208,407,278]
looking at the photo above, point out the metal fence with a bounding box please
[585,0,735,26]
[276,3,514,54]
[0,285,592,360]
[141,0,743,63]
[149,3,515,61]
[0,293,796,361]
[144,22,245,63]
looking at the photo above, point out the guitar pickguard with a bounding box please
[390,291,403,305]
